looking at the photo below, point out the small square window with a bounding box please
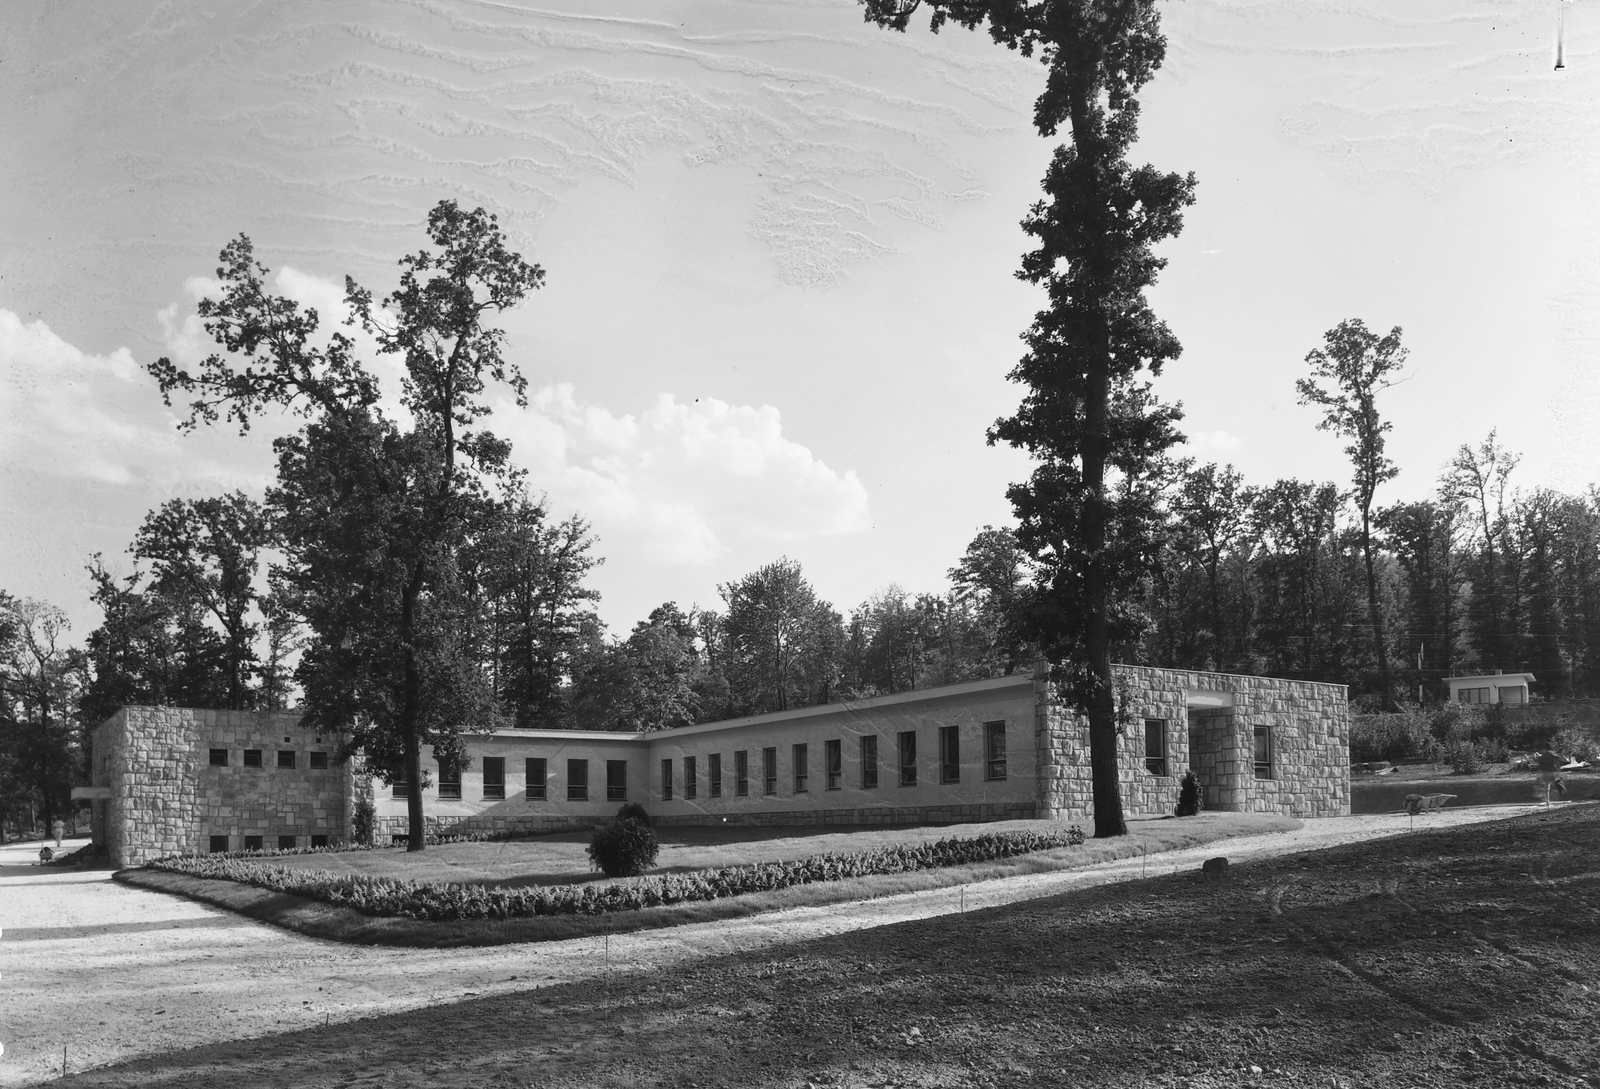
[391,779,409,798]
[278,834,297,850]
[606,759,627,801]
[709,753,723,798]
[824,739,842,791]
[208,834,230,853]
[209,748,229,767]
[483,756,506,799]
[938,726,959,785]
[309,751,329,770]
[984,721,1007,781]
[243,749,263,768]
[526,757,547,800]
[735,750,749,797]
[311,834,329,848]
[1144,719,1168,777]
[568,758,589,801]
[243,835,263,852]
[277,750,297,770]
[763,747,778,796]
[898,731,917,787]
[861,735,878,789]
[685,755,698,801]
[793,743,808,793]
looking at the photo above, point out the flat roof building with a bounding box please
[1445,671,1536,705]
[84,662,1350,867]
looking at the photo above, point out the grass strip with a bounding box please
[116,813,1296,948]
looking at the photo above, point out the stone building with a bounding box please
[84,663,1349,864]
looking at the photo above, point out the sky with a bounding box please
[2,0,1597,641]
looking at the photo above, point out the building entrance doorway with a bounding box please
[1187,705,1235,811]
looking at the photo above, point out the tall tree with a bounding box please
[132,492,272,710]
[1440,430,1520,670]
[148,200,544,851]
[948,525,1034,676]
[1376,499,1464,699]
[0,596,80,836]
[1296,319,1406,709]
[864,0,1194,837]
[1171,462,1250,672]
[719,558,844,715]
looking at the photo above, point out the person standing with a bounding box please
[1533,749,1568,805]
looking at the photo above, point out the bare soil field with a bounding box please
[30,804,1600,1089]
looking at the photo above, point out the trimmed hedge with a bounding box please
[149,826,1087,921]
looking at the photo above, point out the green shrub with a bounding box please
[1350,706,1436,763]
[150,826,1089,921]
[1553,727,1600,764]
[1444,738,1485,774]
[587,818,660,878]
[615,802,652,826]
[352,798,375,847]
[1174,771,1201,817]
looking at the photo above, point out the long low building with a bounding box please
[83,663,1349,866]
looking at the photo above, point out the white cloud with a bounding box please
[501,385,870,564]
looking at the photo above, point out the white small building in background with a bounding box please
[1445,671,1536,705]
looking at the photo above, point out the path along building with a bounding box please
[78,663,1350,867]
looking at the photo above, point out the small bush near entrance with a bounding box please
[1175,771,1201,817]
[588,815,660,877]
[615,802,652,826]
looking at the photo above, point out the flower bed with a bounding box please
[149,827,1086,921]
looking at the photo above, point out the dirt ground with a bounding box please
[0,805,1562,1087]
[42,803,1600,1089]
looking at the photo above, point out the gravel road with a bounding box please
[0,805,1548,1086]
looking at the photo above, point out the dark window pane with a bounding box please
[243,835,263,851]
[483,756,506,799]
[208,835,229,853]
[439,762,462,800]
[861,735,878,789]
[278,835,297,850]
[209,749,228,767]
[661,758,674,801]
[607,760,627,801]
[391,779,409,799]
[567,759,589,801]
[685,755,698,800]
[277,750,296,770]
[825,739,842,790]
[938,726,959,784]
[984,722,1007,781]
[311,834,329,848]
[243,750,263,768]
[1144,719,1167,777]
[709,753,722,797]
[309,751,329,770]
[793,744,808,793]
[898,731,917,787]
[1253,726,1273,780]
[735,750,749,797]
[763,747,777,795]
[526,758,547,800]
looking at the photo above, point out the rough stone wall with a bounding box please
[1037,665,1349,822]
[97,707,352,866]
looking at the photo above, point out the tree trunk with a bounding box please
[401,563,427,852]
[1084,329,1126,839]
[1360,511,1394,709]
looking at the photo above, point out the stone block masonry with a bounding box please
[1036,665,1350,822]
[92,707,353,867]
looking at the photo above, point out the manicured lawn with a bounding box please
[264,819,1104,887]
[122,813,1298,947]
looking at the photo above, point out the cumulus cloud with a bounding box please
[0,309,186,486]
[500,385,871,565]
[1184,429,1244,455]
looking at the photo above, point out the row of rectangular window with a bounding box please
[210,748,329,770]
[1144,719,1275,780]
[208,834,328,852]
[661,723,1008,799]
[392,757,624,802]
